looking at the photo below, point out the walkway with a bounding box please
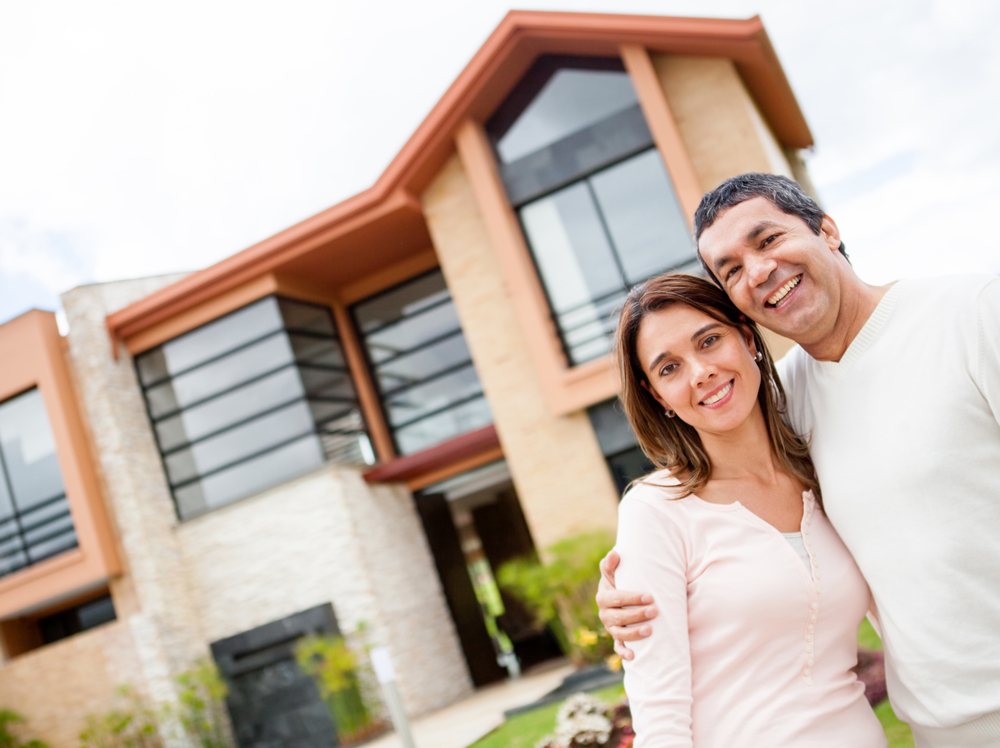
[366,659,576,748]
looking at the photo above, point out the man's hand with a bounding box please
[596,549,658,660]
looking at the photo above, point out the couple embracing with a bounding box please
[597,173,1000,747]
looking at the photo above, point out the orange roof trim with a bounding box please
[106,11,811,350]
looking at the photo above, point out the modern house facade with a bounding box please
[0,11,811,746]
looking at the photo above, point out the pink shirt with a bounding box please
[616,474,885,747]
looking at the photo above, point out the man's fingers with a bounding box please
[614,639,635,661]
[595,589,655,610]
[609,623,652,642]
[599,549,621,581]
[599,605,658,629]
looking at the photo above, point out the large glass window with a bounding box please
[352,270,492,456]
[588,399,654,497]
[487,57,698,365]
[0,388,77,579]
[135,297,372,520]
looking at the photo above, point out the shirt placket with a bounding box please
[801,492,820,686]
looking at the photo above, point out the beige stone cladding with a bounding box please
[177,464,472,716]
[422,155,621,553]
[654,55,799,361]
[653,55,794,194]
[0,620,145,747]
[59,275,208,712]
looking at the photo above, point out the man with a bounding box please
[597,173,1000,746]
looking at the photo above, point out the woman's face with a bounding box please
[635,303,762,436]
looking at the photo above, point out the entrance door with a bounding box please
[211,605,340,748]
[416,461,563,687]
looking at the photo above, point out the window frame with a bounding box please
[134,294,374,520]
[453,44,704,416]
[0,311,120,619]
[349,268,493,458]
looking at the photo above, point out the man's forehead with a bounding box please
[699,198,797,259]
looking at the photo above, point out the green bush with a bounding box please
[79,686,164,748]
[80,662,232,748]
[0,709,47,748]
[497,531,616,667]
[294,634,387,746]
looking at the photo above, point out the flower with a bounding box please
[554,694,614,746]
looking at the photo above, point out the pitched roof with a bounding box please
[107,10,811,345]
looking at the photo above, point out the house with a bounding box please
[0,11,812,746]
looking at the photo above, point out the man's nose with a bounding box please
[747,256,777,287]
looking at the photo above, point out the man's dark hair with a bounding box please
[692,173,848,284]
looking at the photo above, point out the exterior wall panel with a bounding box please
[422,154,620,552]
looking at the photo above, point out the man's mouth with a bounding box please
[700,380,734,407]
[765,275,802,308]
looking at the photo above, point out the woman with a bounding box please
[613,273,883,747]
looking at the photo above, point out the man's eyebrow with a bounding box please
[745,221,781,244]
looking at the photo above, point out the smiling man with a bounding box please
[597,173,1000,747]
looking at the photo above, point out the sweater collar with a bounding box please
[816,281,903,379]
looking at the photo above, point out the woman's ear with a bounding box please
[741,325,759,359]
[640,378,670,411]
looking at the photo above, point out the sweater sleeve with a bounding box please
[616,492,693,748]
[975,278,1000,427]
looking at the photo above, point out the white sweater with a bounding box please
[779,275,1000,746]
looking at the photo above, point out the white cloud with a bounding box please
[0,0,996,325]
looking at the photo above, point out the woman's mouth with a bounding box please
[765,275,802,308]
[700,380,734,408]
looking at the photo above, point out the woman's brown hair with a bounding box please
[614,273,820,501]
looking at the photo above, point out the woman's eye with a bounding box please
[660,363,677,376]
[702,335,719,348]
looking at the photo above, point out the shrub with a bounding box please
[79,686,164,748]
[0,709,47,748]
[171,661,232,748]
[498,531,616,667]
[294,633,387,746]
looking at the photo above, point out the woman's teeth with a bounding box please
[766,275,801,307]
[702,380,733,405]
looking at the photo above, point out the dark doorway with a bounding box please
[211,605,340,748]
[415,461,563,688]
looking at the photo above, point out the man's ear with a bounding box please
[820,214,842,252]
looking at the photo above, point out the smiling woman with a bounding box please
[613,273,817,501]
[609,272,886,747]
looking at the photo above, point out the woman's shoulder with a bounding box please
[620,469,694,514]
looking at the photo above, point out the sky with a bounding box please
[1,0,998,326]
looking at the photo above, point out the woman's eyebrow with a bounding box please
[691,323,722,341]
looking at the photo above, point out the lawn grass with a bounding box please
[469,684,626,748]
[469,622,915,748]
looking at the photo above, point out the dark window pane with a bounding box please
[77,595,117,630]
[589,150,694,283]
[496,69,639,163]
[173,435,325,518]
[0,389,77,579]
[152,297,284,378]
[352,270,492,456]
[395,396,493,455]
[588,399,654,497]
[39,594,117,645]
[137,297,372,520]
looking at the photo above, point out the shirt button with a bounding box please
[811,602,819,610]
[805,635,813,642]
[804,669,811,676]
[806,678,814,686]
[806,645,813,653]
[807,658,814,666]
[810,614,817,622]
[807,624,814,632]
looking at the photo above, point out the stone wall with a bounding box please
[0,619,144,747]
[422,155,621,553]
[177,465,472,715]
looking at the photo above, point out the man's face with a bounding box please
[697,197,844,345]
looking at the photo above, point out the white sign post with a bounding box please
[370,646,416,748]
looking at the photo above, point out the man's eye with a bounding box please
[763,234,778,246]
[725,266,741,283]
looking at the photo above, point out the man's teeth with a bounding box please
[767,276,801,306]
[702,381,733,405]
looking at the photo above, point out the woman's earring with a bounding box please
[754,350,763,362]
[665,409,676,418]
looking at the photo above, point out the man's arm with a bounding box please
[976,278,1000,426]
[596,549,658,660]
